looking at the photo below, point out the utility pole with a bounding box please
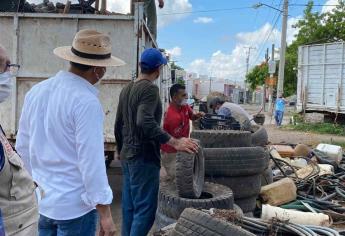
[277,0,288,97]
[209,77,212,94]
[268,44,275,113]
[263,48,269,111]
[244,46,256,104]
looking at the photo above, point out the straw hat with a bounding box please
[54,29,126,67]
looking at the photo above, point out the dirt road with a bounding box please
[265,124,345,146]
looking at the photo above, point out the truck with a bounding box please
[0,3,172,166]
[297,42,345,114]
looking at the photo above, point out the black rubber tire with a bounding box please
[235,196,258,213]
[154,210,177,231]
[203,147,269,177]
[190,130,252,148]
[159,181,234,220]
[261,167,273,186]
[175,144,204,198]
[234,204,244,216]
[171,208,255,236]
[251,125,268,147]
[206,174,261,199]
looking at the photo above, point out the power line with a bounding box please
[158,6,255,16]
[252,2,282,66]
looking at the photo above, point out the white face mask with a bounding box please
[0,72,12,103]
[181,99,188,106]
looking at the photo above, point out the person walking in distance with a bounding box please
[16,29,125,236]
[161,83,204,180]
[274,94,287,127]
[115,48,198,236]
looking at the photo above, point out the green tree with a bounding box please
[245,62,269,90]
[283,0,345,96]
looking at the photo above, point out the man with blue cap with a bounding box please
[115,48,198,236]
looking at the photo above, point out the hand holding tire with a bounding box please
[169,137,198,154]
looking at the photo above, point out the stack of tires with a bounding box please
[191,130,269,215]
[156,141,235,230]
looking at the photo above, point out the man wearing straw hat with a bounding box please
[16,29,125,236]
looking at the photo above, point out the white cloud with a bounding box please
[166,46,182,59]
[157,0,192,27]
[322,0,340,14]
[187,14,302,82]
[108,0,130,14]
[236,23,280,46]
[193,17,213,24]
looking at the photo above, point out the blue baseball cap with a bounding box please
[140,48,167,70]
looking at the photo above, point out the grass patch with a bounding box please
[284,122,345,136]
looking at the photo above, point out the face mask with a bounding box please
[0,72,12,103]
[94,68,105,86]
[181,99,188,106]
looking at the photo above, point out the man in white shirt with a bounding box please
[16,29,125,236]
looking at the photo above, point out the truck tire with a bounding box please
[206,174,261,199]
[171,208,255,236]
[154,210,177,231]
[251,125,268,147]
[190,130,251,148]
[261,167,273,186]
[159,181,234,220]
[175,143,204,198]
[235,196,258,213]
[203,147,269,177]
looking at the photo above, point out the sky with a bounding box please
[30,0,340,83]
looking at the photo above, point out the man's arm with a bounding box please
[15,95,32,175]
[136,85,171,144]
[114,92,124,154]
[189,106,205,121]
[74,99,115,236]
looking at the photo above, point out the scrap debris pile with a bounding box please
[0,0,121,14]
[156,121,345,236]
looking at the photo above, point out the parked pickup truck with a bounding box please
[0,3,172,167]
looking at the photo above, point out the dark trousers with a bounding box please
[121,158,160,236]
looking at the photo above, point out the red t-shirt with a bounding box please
[161,104,193,153]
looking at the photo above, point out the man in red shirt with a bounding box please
[161,84,204,180]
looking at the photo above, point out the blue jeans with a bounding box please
[38,210,98,236]
[275,110,284,126]
[121,158,160,236]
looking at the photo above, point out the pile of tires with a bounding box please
[155,140,235,230]
[191,129,269,215]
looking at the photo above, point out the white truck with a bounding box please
[0,3,172,166]
[297,42,345,114]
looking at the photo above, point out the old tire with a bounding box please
[261,167,273,186]
[171,208,255,236]
[154,210,177,231]
[190,130,251,148]
[235,196,258,213]
[206,174,261,199]
[251,125,268,147]
[203,147,269,177]
[175,144,204,198]
[159,181,234,220]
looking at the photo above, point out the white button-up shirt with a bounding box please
[16,71,113,220]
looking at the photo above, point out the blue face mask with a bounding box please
[0,72,12,103]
